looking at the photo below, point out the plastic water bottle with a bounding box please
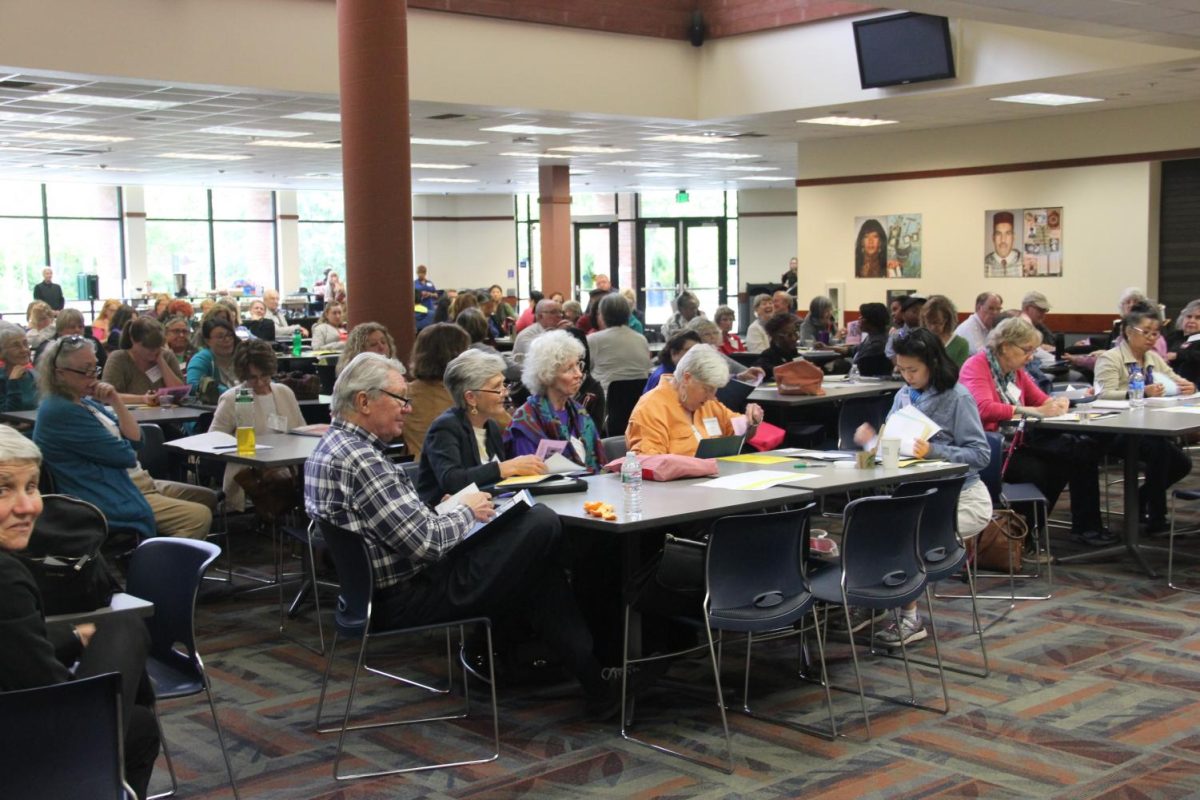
[621,451,642,516]
[1128,364,1145,408]
[847,363,861,383]
[292,327,302,357]
[235,388,256,455]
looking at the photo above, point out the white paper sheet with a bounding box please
[435,482,479,515]
[694,470,817,491]
[880,404,941,457]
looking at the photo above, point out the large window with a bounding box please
[146,187,278,296]
[297,190,345,291]
[0,181,123,308]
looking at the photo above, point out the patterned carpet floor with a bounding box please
[156,479,1200,800]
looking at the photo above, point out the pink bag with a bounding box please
[603,453,719,481]
[747,421,786,452]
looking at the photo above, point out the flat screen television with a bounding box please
[853,12,955,89]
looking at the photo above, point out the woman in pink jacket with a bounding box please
[959,317,1113,548]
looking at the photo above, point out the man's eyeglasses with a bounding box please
[377,388,412,409]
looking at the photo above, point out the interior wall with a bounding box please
[794,161,1153,316]
[411,195,516,291]
[737,189,797,288]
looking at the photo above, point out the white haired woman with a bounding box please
[625,343,764,456]
[506,330,606,471]
[415,350,546,505]
[0,427,160,799]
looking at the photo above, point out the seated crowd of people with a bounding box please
[5,263,1200,795]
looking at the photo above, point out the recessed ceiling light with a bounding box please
[411,137,486,147]
[569,169,594,175]
[799,116,898,127]
[412,163,471,170]
[418,177,479,184]
[89,166,147,172]
[249,139,340,149]
[740,176,794,182]
[17,131,132,143]
[547,146,633,154]
[0,145,55,154]
[0,111,95,125]
[283,112,342,122]
[599,160,671,168]
[482,124,590,136]
[500,151,571,158]
[718,165,779,172]
[645,134,736,144]
[31,92,180,111]
[201,126,308,138]
[158,152,251,161]
[683,152,761,160]
[990,92,1103,106]
[638,172,699,178]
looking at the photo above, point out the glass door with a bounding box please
[573,222,617,298]
[637,219,727,326]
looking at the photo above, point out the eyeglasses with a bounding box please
[1130,325,1161,339]
[376,388,412,409]
[54,335,99,377]
[471,386,507,396]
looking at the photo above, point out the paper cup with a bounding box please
[879,438,901,470]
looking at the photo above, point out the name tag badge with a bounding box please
[1004,381,1021,404]
[268,412,288,433]
[569,436,585,463]
[703,416,722,437]
[144,365,163,384]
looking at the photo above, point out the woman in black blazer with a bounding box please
[415,350,547,506]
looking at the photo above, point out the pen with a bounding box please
[793,463,828,469]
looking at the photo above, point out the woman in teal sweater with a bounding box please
[185,318,238,401]
[0,331,37,412]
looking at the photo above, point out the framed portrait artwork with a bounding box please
[854,214,922,278]
[984,207,1062,277]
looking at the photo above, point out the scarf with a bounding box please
[508,393,602,471]
[986,348,1019,405]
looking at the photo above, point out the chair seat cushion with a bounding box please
[708,590,815,633]
[809,563,925,609]
[923,546,967,583]
[1174,488,1200,501]
[1002,482,1047,504]
[147,656,204,700]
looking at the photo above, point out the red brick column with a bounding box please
[538,164,572,298]
[337,0,415,358]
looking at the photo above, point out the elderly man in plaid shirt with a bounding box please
[304,352,616,718]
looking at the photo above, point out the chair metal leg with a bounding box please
[740,614,838,741]
[841,602,873,740]
[202,675,241,800]
[1168,493,1200,594]
[147,705,178,800]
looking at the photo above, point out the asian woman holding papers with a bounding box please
[415,350,546,505]
[960,317,1113,547]
[851,328,992,647]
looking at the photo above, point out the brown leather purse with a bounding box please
[774,358,826,396]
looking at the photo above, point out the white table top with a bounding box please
[749,379,905,407]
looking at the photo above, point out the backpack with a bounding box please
[17,495,121,616]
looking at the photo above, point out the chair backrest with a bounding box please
[315,520,373,638]
[980,432,1004,503]
[840,490,932,602]
[137,424,171,480]
[0,672,127,800]
[600,435,627,464]
[895,475,966,567]
[126,538,220,667]
[836,395,890,450]
[397,460,419,481]
[706,504,816,620]
[243,318,276,342]
[316,362,337,395]
[605,378,646,438]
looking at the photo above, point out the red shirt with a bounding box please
[958,350,1047,431]
[720,332,746,355]
[513,306,535,334]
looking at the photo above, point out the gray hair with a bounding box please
[38,336,96,400]
[714,305,736,324]
[675,291,699,314]
[444,349,506,408]
[753,293,773,311]
[598,292,631,328]
[0,424,41,466]
[562,300,583,317]
[1119,287,1148,313]
[686,316,721,345]
[330,352,405,418]
[808,295,833,318]
[521,330,584,396]
[987,316,1041,352]
[0,331,25,351]
[675,343,730,390]
[1179,299,1200,323]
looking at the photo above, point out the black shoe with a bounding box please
[1071,529,1120,547]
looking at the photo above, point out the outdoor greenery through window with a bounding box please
[297,190,345,292]
[0,181,123,312]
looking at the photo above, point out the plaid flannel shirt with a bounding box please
[303,418,474,589]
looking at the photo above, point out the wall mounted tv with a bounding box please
[853,12,955,89]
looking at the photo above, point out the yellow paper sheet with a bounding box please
[494,474,555,487]
[717,454,798,465]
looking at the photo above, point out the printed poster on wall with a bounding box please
[854,214,922,278]
[984,207,1062,278]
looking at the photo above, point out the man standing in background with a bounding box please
[33,267,64,311]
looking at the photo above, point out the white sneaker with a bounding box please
[875,616,927,646]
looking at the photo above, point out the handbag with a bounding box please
[602,453,719,481]
[747,421,786,452]
[624,534,707,618]
[774,359,825,396]
[971,508,1028,572]
[17,495,121,616]
[278,371,320,401]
